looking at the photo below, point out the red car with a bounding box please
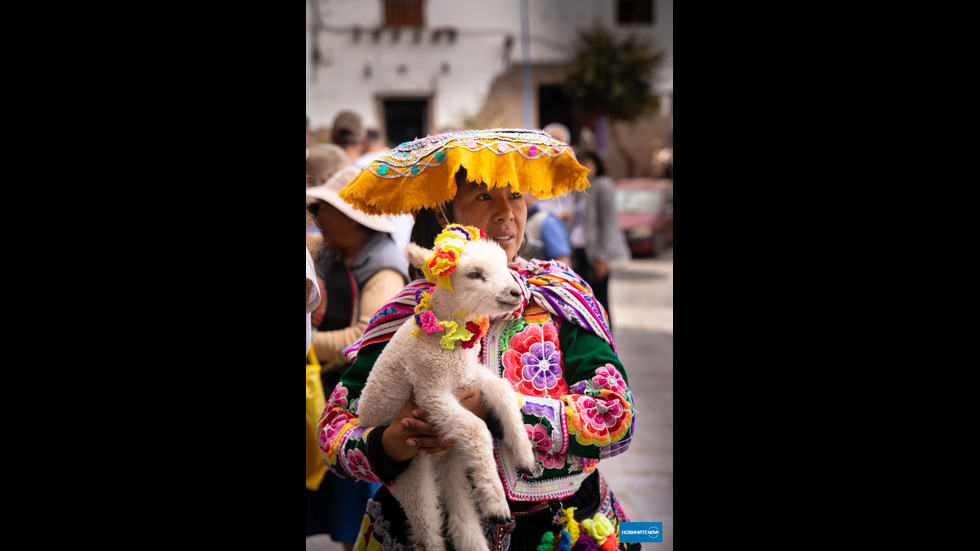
[615,178,674,257]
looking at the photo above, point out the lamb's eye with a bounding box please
[466,270,485,281]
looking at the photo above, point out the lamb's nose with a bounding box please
[510,289,521,298]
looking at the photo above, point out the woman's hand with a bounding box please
[455,385,488,420]
[380,386,488,463]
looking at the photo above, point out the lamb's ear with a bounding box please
[404,242,433,269]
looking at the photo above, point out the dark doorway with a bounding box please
[537,85,579,145]
[383,99,428,147]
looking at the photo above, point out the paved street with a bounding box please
[308,249,673,550]
[602,249,674,549]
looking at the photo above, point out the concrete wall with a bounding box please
[307,0,673,177]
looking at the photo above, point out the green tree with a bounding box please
[561,23,666,177]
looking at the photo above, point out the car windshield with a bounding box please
[616,189,663,213]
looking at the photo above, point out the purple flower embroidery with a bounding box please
[521,341,561,391]
[521,399,558,420]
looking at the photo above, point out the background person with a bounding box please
[569,148,631,332]
[330,110,366,163]
[520,191,572,265]
[305,165,410,550]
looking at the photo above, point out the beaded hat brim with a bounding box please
[338,128,591,216]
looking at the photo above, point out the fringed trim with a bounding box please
[339,129,590,216]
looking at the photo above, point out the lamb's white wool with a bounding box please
[357,228,537,551]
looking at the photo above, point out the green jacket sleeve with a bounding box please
[315,342,406,485]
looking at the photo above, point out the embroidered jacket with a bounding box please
[315,259,635,502]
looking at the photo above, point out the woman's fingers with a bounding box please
[401,417,454,452]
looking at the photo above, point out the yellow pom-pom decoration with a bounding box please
[580,513,614,545]
[555,507,580,546]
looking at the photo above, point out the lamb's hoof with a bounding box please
[510,449,537,473]
[487,515,511,525]
[517,467,534,478]
[481,500,512,521]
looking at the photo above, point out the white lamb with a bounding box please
[356,224,537,551]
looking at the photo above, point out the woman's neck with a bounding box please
[341,231,373,266]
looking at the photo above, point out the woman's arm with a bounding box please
[316,339,485,485]
[514,321,634,462]
[312,268,405,365]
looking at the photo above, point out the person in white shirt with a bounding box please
[306,245,321,354]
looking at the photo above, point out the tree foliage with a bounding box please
[561,23,665,124]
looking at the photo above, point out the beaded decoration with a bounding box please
[338,128,590,216]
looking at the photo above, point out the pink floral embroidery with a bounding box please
[345,449,382,483]
[526,423,552,451]
[565,390,632,447]
[327,384,349,408]
[525,423,564,469]
[320,415,349,449]
[591,364,627,394]
[580,396,623,431]
[316,409,357,464]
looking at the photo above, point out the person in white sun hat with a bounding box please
[305,164,409,548]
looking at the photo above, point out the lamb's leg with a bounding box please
[418,391,511,521]
[440,453,490,551]
[475,372,537,472]
[389,454,446,551]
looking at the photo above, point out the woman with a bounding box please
[318,129,638,550]
[306,165,410,550]
[569,149,631,332]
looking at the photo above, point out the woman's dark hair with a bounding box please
[577,148,606,177]
[408,204,454,281]
[407,167,468,280]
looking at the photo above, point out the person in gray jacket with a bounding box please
[569,149,631,330]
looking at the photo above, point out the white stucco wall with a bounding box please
[306,0,672,131]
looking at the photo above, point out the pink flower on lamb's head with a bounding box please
[345,449,382,483]
[591,364,627,393]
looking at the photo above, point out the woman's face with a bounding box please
[315,201,356,252]
[451,179,527,262]
[581,156,597,175]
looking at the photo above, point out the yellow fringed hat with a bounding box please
[338,128,591,216]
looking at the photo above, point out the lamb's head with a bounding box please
[406,224,524,317]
